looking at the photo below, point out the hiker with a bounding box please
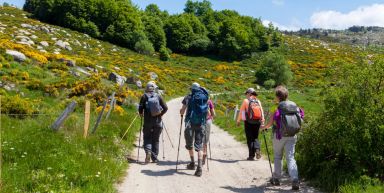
[138,82,168,164]
[180,82,209,177]
[236,88,265,160]
[261,86,304,190]
[203,98,215,165]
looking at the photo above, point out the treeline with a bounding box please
[23,0,282,60]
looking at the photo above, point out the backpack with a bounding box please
[246,98,262,124]
[145,92,163,117]
[278,101,303,136]
[188,88,209,125]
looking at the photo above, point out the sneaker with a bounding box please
[194,167,202,177]
[247,157,255,161]
[269,178,280,186]
[186,162,196,170]
[256,149,261,159]
[292,179,300,190]
[202,155,207,165]
[145,153,151,164]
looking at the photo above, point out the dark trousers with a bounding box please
[143,124,163,160]
[244,121,261,157]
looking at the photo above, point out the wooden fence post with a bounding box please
[105,92,116,120]
[51,101,77,131]
[233,105,239,121]
[92,98,108,134]
[83,100,91,138]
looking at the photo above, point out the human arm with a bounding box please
[236,99,247,126]
[159,96,168,116]
[138,95,146,117]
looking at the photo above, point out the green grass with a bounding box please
[1,107,140,193]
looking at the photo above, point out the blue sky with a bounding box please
[2,0,384,30]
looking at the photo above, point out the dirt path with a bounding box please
[117,98,321,193]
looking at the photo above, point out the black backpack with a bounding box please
[278,101,303,136]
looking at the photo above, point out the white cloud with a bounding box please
[262,20,300,31]
[310,4,384,29]
[272,0,285,6]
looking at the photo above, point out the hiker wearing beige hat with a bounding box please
[237,88,265,160]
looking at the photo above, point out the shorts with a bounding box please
[184,123,205,151]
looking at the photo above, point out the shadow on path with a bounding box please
[221,185,265,193]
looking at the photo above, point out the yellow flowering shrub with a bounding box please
[214,76,226,84]
[95,104,125,116]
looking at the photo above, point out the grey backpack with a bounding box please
[145,93,163,116]
[278,101,303,136]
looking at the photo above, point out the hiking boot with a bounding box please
[202,155,207,165]
[151,157,159,163]
[256,149,261,159]
[145,153,151,164]
[186,162,196,170]
[269,178,280,186]
[194,167,202,177]
[247,156,255,161]
[292,179,300,190]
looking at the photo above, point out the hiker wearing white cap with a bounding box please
[138,82,168,164]
[180,82,209,177]
[237,88,265,160]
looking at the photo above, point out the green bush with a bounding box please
[134,39,155,55]
[264,79,275,89]
[297,58,384,191]
[255,52,292,86]
[159,46,170,61]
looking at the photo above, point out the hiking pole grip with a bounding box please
[176,115,183,171]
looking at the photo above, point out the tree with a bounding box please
[142,16,166,51]
[255,52,292,86]
[164,15,194,52]
[184,0,212,16]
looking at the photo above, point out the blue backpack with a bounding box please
[188,88,209,125]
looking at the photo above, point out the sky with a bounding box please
[2,0,384,31]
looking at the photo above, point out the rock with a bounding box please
[125,77,136,84]
[53,51,60,55]
[86,67,97,73]
[51,37,57,41]
[36,45,43,50]
[40,26,50,33]
[66,60,76,67]
[65,46,72,51]
[70,70,81,77]
[148,72,158,80]
[96,65,104,69]
[136,80,142,88]
[40,41,49,47]
[76,67,91,76]
[30,35,38,39]
[114,66,120,71]
[6,50,27,62]
[3,85,11,91]
[21,23,34,29]
[39,50,47,53]
[109,72,126,86]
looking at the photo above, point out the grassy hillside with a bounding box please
[0,6,382,192]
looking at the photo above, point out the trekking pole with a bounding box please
[162,127,165,160]
[137,116,143,163]
[162,122,174,148]
[263,130,273,178]
[119,114,138,143]
[176,115,183,171]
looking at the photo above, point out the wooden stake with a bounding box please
[83,100,90,138]
[51,101,77,131]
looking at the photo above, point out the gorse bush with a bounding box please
[1,95,39,118]
[297,58,384,191]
